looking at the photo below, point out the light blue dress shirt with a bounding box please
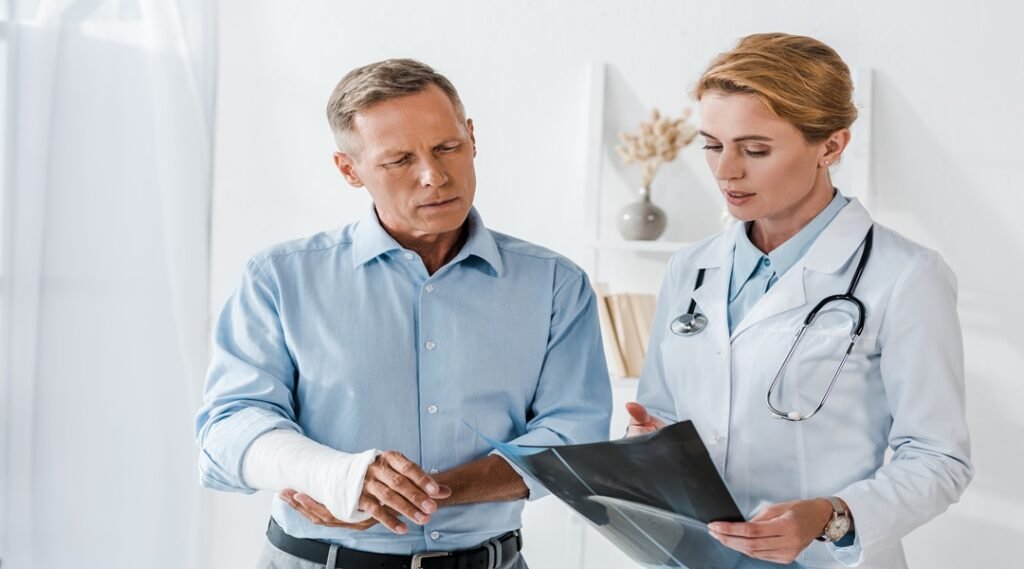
[196,206,612,554]
[728,191,850,333]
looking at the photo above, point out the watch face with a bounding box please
[826,516,851,542]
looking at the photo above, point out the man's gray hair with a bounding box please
[326,58,465,153]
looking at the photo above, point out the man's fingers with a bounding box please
[295,492,339,524]
[364,479,431,524]
[381,452,445,497]
[359,495,407,534]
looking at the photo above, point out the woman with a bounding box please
[627,33,972,568]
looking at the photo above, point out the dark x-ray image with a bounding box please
[486,421,802,569]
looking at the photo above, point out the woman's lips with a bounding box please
[724,190,754,206]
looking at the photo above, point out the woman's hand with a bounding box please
[625,402,666,437]
[707,498,839,564]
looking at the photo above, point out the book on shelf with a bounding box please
[592,283,657,379]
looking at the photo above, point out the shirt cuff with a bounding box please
[489,449,549,501]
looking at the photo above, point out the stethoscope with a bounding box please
[670,226,874,422]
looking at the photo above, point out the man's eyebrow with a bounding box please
[699,130,774,142]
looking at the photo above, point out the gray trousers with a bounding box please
[256,540,529,569]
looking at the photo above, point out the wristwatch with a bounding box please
[816,497,852,543]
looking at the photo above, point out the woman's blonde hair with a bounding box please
[694,33,857,143]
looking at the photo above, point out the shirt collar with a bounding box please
[352,205,503,276]
[730,190,850,299]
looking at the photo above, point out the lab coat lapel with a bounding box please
[690,224,742,350]
[729,262,809,340]
[729,199,875,340]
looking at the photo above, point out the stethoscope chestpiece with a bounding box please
[670,312,708,336]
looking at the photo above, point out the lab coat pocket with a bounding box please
[763,305,878,424]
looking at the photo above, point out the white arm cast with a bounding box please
[242,429,380,523]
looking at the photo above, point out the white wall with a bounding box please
[207,1,1024,567]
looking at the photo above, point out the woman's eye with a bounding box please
[702,144,723,152]
[745,149,769,157]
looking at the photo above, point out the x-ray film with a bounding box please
[485,421,802,569]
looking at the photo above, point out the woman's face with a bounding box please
[698,91,832,224]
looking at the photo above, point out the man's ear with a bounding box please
[466,118,477,157]
[333,152,364,187]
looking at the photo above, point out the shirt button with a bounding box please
[404,252,415,260]
[429,468,439,475]
[763,258,771,267]
[427,404,438,414]
[430,531,441,540]
[425,340,436,350]
[424,284,434,293]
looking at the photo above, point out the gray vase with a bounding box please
[617,186,667,241]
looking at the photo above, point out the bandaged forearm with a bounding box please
[242,429,380,522]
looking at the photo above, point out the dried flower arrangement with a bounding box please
[616,108,698,188]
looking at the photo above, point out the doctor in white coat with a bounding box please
[627,34,973,568]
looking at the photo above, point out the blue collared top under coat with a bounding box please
[728,191,850,333]
[196,207,612,554]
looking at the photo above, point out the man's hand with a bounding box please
[281,451,451,533]
[356,451,452,534]
[625,402,666,437]
[282,454,526,529]
[707,498,838,564]
[279,489,379,529]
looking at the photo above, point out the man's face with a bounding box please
[334,85,477,243]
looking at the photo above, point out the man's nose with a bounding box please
[418,156,449,188]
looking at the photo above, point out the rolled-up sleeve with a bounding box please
[494,268,612,499]
[195,258,302,493]
[832,251,974,565]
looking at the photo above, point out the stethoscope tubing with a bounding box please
[669,226,875,421]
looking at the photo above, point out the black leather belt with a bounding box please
[267,518,522,569]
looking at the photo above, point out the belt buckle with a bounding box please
[411,551,449,569]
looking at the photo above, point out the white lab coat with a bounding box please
[637,199,973,568]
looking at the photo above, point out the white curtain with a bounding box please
[2,0,215,566]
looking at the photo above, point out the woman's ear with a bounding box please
[821,128,852,167]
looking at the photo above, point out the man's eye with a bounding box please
[438,144,460,153]
[384,157,410,167]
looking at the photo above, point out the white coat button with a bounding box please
[707,434,724,445]
[425,340,436,350]
[427,404,438,414]
[429,468,439,474]
[424,284,434,293]
[430,531,441,540]
[404,252,415,260]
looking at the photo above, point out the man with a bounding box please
[195,59,611,569]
